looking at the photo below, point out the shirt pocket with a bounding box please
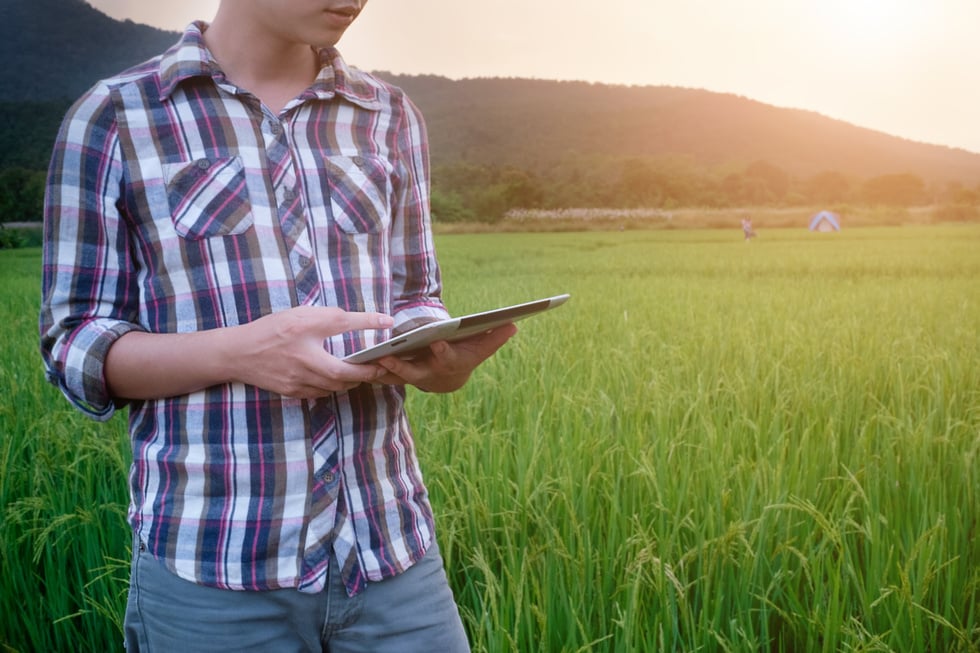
[162,157,255,239]
[325,155,392,234]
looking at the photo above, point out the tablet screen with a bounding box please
[343,293,570,364]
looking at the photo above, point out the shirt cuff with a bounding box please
[47,319,142,422]
[391,302,450,336]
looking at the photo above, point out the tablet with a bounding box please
[343,293,570,364]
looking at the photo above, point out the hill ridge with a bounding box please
[2,0,978,192]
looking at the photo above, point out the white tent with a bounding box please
[809,211,841,232]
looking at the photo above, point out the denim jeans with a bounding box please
[123,536,470,652]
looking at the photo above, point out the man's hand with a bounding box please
[374,323,518,393]
[106,306,394,400]
[232,306,394,398]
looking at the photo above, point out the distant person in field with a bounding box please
[741,217,757,242]
[39,1,516,650]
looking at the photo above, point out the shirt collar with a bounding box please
[158,22,382,111]
[308,47,383,111]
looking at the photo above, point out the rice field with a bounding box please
[2,225,978,652]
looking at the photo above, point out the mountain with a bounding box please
[383,75,980,185]
[2,0,179,102]
[3,0,979,189]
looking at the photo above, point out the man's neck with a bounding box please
[203,13,319,114]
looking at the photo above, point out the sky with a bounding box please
[86,0,980,154]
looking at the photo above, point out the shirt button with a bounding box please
[321,472,335,483]
[196,159,211,170]
[298,256,312,268]
[352,156,365,167]
[269,121,283,136]
[283,188,297,201]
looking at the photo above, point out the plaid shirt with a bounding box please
[40,23,450,596]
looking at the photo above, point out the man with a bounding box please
[40,1,514,650]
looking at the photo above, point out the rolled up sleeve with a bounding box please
[40,87,142,421]
[388,93,450,334]
[42,317,140,420]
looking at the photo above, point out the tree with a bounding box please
[500,168,544,209]
[938,181,979,205]
[429,188,473,223]
[805,171,851,204]
[0,167,45,222]
[618,159,662,207]
[861,173,928,206]
[744,160,790,201]
[720,172,772,205]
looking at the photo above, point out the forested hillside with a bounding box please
[1,0,178,102]
[387,74,980,183]
[382,74,980,221]
[2,0,978,229]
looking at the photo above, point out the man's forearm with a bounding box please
[104,307,395,401]
[105,329,236,400]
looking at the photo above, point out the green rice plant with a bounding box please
[2,225,978,652]
[417,225,979,652]
[0,249,131,652]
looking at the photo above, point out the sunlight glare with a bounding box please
[836,0,928,41]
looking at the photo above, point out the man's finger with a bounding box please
[303,307,393,337]
[341,311,394,332]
